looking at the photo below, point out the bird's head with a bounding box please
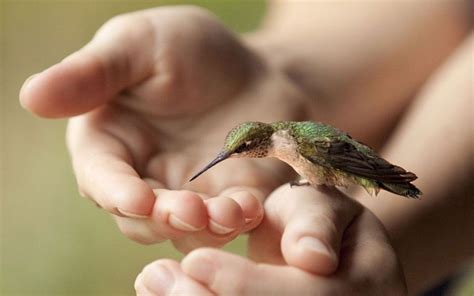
[189,122,274,181]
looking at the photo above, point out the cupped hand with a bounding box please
[135,185,407,295]
[20,6,309,251]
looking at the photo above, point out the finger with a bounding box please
[117,179,177,245]
[182,248,319,295]
[114,186,261,247]
[20,6,258,119]
[170,187,264,253]
[204,197,245,236]
[182,217,405,295]
[67,116,155,218]
[136,259,214,296]
[251,184,361,275]
[152,189,208,235]
[114,189,209,244]
[218,186,265,232]
[171,197,244,253]
[20,11,155,117]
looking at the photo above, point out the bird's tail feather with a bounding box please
[377,181,422,199]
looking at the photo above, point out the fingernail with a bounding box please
[248,210,264,224]
[142,265,174,295]
[117,208,149,219]
[299,237,335,259]
[169,214,203,232]
[208,219,235,235]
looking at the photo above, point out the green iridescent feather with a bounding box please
[271,121,421,198]
[191,121,421,198]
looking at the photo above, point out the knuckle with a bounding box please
[156,6,221,50]
[104,14,128,27]
[172,5,216,24]
[152,66,181,99]
[265,185,290,211]
[101,13,142,33]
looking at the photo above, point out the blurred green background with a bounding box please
[1,1,264,295]
[1,1,473,295]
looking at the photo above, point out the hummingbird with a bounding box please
[189,121,421,198]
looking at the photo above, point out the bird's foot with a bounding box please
[290,179,311,188]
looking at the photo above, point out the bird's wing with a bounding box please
[304,137,417,183]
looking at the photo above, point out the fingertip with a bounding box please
[228,191,264,228]
[19,71,57,117]
[218,187,265,231]
[182,248,263,295]
[113,176,156,218]
[139,258,214,296]
[156,190,208,232]
[139,259,178,296]
[282,222,339,275]
[206,197,244,235]
[294,237,338,275]
[19,52,111,118]
[19,73,39,109]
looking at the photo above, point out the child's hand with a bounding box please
[20,6,309,250]
[135,185,407,295]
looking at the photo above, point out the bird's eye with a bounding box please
[235,140,256,153]
[235,141,250,153]
[235,144,246,153]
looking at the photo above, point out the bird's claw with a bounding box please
[289,180,311,188]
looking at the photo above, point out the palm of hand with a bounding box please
[22,6,308,250]
[95,73,302,194]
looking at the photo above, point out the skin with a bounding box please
[356,35,474,293]
[20,1,473,295]
[21,6,308,250]
[136,186,406,296]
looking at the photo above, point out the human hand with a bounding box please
[135,185,407,295]
[19,6,309,250]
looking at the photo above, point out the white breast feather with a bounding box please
[269,130,328,185]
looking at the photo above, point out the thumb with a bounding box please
[260,185,361,275]
[20,6,260,119]
[20,12,155,118]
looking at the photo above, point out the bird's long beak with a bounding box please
[189,151,230,182]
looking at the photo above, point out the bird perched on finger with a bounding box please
[189,121,421,198]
